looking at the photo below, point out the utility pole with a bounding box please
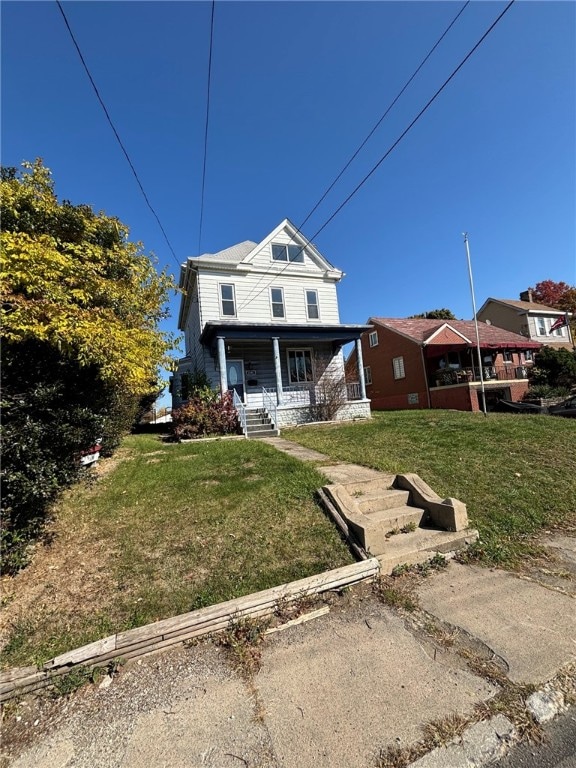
[463,233,487,415]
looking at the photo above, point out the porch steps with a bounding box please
[245,408,279,439]
[322,475,477,574]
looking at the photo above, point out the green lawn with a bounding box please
[284,410,576,566]
[1,434,352,668]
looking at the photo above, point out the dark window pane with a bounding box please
[272,244,287,261]
[288,244,304,263]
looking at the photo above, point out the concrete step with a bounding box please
[356,488,410,514]
[246,416,272,426]
[377,528,479,574]
[364,505,427,531]
[340,478,396,495]
[248,428,280,439]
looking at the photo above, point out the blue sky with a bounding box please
[2,1,575,403]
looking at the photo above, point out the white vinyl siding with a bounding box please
[306,289,319,320]
[392,356,405,380]
[270,287,285,319]
[220,283,236,317]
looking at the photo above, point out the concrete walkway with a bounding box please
[4,438,575,767]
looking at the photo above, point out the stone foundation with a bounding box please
[276,400,371,427]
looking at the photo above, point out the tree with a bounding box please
[529,347,576,393]
[408,308,457,320]
[1,160,175,571]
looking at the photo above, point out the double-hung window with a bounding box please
[536,317,547,336]
[364,366,372,385]
[287,349,313,384]
[369,331,378,347]
[306,290,319,320]
[272,243,304,264]
[270,287,285,319]
[220,284,236,317]
[392,356,405,380]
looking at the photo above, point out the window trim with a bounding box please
[286,348,314,384]
[305,289,320,321]
[369,331,379,347]
[536,317,547,336]
[219,283,236,318]
[271,242,305,264]
[363,365,372,385]
[269,286,286,320]
[392,356,405,380]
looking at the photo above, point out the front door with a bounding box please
[226,360,245,402]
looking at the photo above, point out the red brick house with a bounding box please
[346,318,542,412]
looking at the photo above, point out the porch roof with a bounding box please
[200,321,371,346]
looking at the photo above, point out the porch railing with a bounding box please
[262,386,277,430]
[346,381,362,401]
[233,389,247,437]
[281,383,314,404]
[431,365,530,388]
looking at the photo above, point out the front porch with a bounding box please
[199,321,372,431]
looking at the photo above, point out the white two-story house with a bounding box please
[172,219,371,431]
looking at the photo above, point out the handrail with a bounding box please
[262,386,277,430]
[232,389,247,437]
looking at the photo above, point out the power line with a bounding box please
[56,1,180,269]
[239,0,515,313]
[198,0,216,255]
[239,0,470,312]
[299,0,471,231]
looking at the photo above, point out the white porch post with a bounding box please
[355,338,367,400]
[272,337,283,405]
[217,336,228,396]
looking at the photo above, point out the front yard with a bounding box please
[285,410,576,566]
[0,434,352,668]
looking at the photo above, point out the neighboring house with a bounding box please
[173,219,371,429]
[346,318,542,413]
[476,290,573,350]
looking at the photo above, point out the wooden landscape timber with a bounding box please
[0,559,379,702]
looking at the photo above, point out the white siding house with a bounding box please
[173,219,371,431]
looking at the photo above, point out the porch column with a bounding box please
[217,336,228,396]
[356,338,367,400]
[272,337,283,405]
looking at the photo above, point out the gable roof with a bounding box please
[196,240,258,264]
[477,297,566,316]
[370,318,541,348]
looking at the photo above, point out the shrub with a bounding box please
[171,391,240,440]
[529,347,576,391]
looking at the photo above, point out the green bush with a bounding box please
[529,347,576,391]
[171,391,240,440]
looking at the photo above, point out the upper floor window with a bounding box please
[306,290,319,320]
[220,284,236,317]
[369,331,378,347]
[553,324,566,337]
[270,287,285,319]
[536,317,547,336]
[272,243,304,264]
[392,356,405,380]
[287,349,313,384]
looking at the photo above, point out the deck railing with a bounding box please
[346,382,362,401]
[431,365,529,388]
[233,389,247,437]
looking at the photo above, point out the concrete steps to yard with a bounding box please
[322,474,477,573]
[245,408,279,439]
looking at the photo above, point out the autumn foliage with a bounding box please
[1,160,175,571]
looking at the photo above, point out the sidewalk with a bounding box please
[4,439,575,767]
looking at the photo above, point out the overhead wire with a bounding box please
[238,0,515,313]
[56,0,181,269]
[238,0,470,312]
[198,0,216,255]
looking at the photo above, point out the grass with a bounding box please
[0,434,353,668]
[285,410,576,567]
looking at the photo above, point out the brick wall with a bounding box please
[430,386,474,411]
[361,324,428,410]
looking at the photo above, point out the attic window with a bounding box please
[272,243,304,264]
